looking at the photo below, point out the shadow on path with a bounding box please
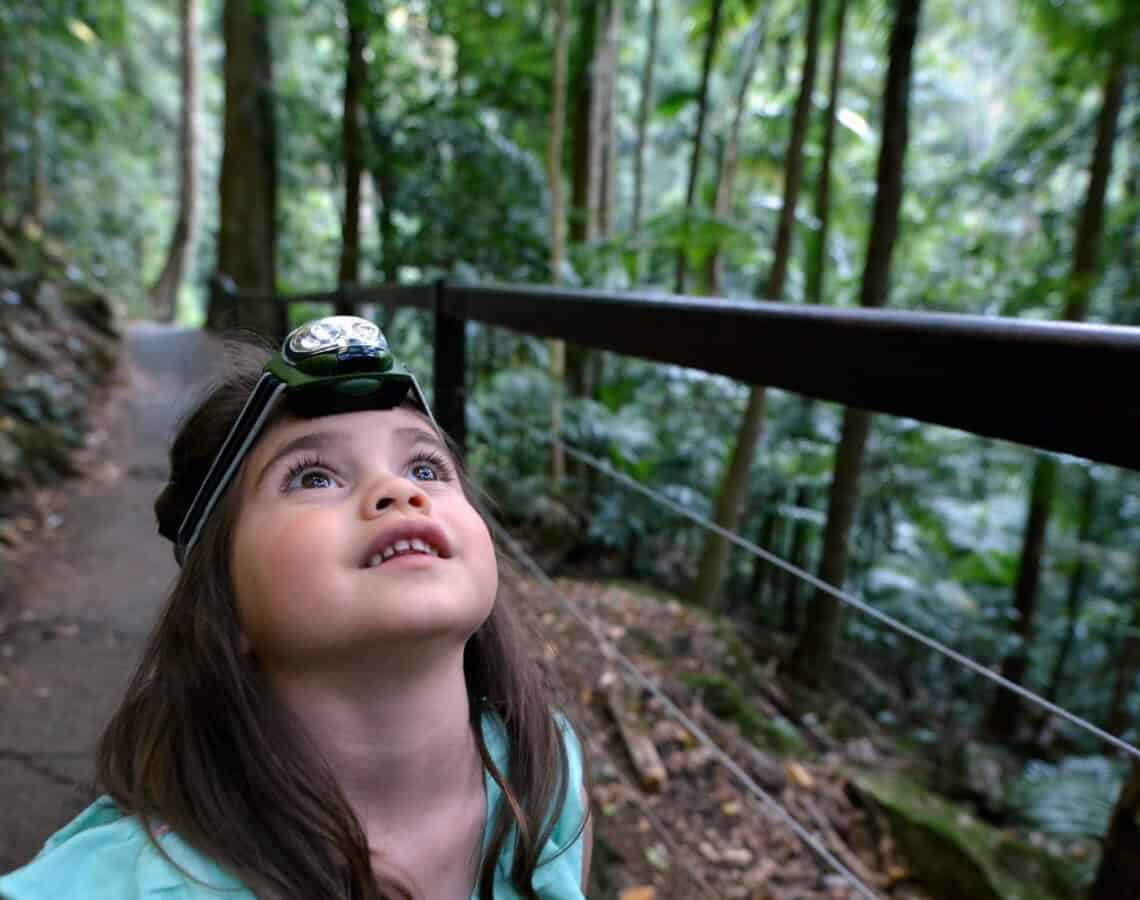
[0,324,224,871]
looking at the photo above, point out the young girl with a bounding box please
[0,316,591,900]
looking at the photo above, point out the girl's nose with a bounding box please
[362,474,431,518]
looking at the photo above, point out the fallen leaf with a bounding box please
[619,887,656,900]
[785,761,815,790]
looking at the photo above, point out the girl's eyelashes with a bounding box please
[280,455,342,493]
[407,450,455,483]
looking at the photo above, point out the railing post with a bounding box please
[432,278,466,453]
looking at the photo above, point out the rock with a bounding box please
[850,771,1075,900]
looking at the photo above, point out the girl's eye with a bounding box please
[281,457,340,492]
[407,452,454,483]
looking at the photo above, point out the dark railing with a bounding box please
[212,278,1140,470]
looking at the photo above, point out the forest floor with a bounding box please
[507,573,930,900]
[0,323,930,897]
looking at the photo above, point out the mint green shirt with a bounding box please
[0,715,587,899]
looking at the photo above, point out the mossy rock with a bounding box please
[678,671,806,754]
[850,771,1084,900]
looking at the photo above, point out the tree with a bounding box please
[549,0,571,483]
[690,0,824,610]
[673,0,724,294]
[336,0,367,294]
[630,0,660,279]
[786,0,924,687]
[1090,758,1140,900]
[209,0,279,335]
[148,0,200,323]
[706,1,772,297]
[981,48,1128,740]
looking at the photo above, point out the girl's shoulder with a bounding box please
[479,710,589,899]
[0,796,249,900]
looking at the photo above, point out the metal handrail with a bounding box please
[212,277,1140,469]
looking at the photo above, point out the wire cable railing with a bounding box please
[488,519,883,900]
[489,407,1140,763]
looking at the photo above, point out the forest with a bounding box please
[1,0,1139,896]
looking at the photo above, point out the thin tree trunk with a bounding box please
[782,484,811,633]
[690,0,823,609]
[210,0,278,335]
[805,0,849,307]
[786,0,923,688]
[1090,759,1140,900]
[758,0,824,301]
[29,35,46,228]
[690,387,766,609]
[1107,585,1140,738]
[673,0,724,294]
[597,0,623,238]
[981,455,1057,740]
[981,50,1126,739]
[1042,469,1097,706]
[549,0,571,484]
[706,2,771,296]
[1064,48,1127,322]
[631,0,660,274]
[337,0,367,294]
[149,0,201,323]
[570,0,602,244]
[744,510,777,610]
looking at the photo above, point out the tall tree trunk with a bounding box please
[631,0,660,277]
[1042,469,1097,706]
[570,0,602,244]
[29,34,46,228]
[781,483,812,633]
[1107,584,1140,738]
[980,50,1126,739]
[805,0,849,308]
[549,0,571,484]
[689,0,822,609]
[597,0,623,238]
[786,0,923,688]
[210,0,278,335]
[149,0,201,323]
[673,0,724,294]
[1063,49,1127,322]
[757,0,824,301]
[690,387,766,608]
[361,22,396,289]
[980,455,1057,740]
[337,0,367,293]
[706,1,771,296]
[1090,759,1140,900]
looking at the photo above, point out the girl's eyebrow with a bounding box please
[393,426,451,455]
[254,430,347,487]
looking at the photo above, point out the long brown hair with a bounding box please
[96,339,585,899]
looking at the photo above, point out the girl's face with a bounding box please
[229,406,497,669]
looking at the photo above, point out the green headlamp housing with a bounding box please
[173,316,434,565]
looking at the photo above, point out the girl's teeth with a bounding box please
[369,554,383,568]
[393,539,411,552]
[368,538,441,566]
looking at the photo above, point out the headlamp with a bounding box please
[174,316,433,565]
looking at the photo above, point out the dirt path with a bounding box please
[0,324,222,871]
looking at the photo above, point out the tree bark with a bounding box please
[781,483,812,633]
[570,0,602,244]
[337,0,367,294]
[1107,588,1140,738]
[1064,49,1127,322]
[786,0,923,689]
[1042,469,1097,706]
[548,0,571,484]
[980,455,1056,740]
[673,0,724,294]
[149,0,201,323]
[1090,759,1140,900]
[758,0,824,302]
[630,0,660,264]
[210,0,278,336]
[805,0,849,308]
[597,0,623,238]
[981,49,1126,739]
[706,2,771,296]
[690,386,766,609]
